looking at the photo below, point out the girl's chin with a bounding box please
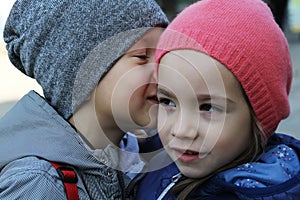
[179,167,206,179]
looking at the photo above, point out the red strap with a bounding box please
[50,162,79,200]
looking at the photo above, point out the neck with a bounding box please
[69,98,124,149]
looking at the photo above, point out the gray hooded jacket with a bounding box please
[0,91,137,199]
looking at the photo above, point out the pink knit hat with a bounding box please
[156,0,292,139]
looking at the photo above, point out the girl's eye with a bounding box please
[200,103,221,113]
[159,98,176,107]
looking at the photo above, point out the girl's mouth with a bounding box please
[175,149,201,163]
[184,150,199,155]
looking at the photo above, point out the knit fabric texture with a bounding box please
[4,0,168,119]
[155,0,292,139]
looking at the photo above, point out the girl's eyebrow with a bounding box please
[198,94,235,106]
[157,87,175,97]
[158,87,235,105]
[158,87,234,103]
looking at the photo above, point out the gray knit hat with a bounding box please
[4,0,168,119]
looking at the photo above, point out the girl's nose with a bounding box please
[170,112,199,140]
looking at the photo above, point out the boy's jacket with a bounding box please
[0,91,134,199]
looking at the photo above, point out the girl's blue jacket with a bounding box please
[137,133,300,199]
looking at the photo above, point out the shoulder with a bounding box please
[190,172,300,199]
[269,133,300,148]
[0,156,66,199]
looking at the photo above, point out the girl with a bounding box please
[0,0,168,199]
[137,0,300,199]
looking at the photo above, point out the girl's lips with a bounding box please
[174,149,201,163]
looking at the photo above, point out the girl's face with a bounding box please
[94,27,163,134]
[157,50,252,178]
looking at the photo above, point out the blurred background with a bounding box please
[0,0,299,138]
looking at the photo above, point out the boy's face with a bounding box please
[157,50,252,178]
[94,27,163,133]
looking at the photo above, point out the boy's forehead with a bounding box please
[128,27,164,51]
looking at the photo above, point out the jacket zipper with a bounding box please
[117,170,126,200]
[157,173,182,200]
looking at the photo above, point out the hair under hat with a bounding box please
[155,0,292,138]
[4,0,168,119]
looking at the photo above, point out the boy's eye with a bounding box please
[159,98,176,107]
[135,55,149,60]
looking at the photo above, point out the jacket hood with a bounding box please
[0,91,107,169]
